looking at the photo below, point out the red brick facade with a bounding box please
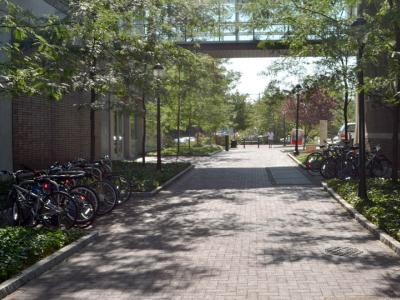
[12,93,91,169]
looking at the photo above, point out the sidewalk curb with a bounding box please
[322,182,400,256]
[208,149,223,156]
[147,149,223,158]
[287,153,306,169]
[0,231,98,299]
[132,164,194,198]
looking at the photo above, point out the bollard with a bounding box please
[257,137,260,148]
[225,135,229,151]
[243,138,246,148]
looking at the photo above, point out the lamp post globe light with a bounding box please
[351,17,369,202]
[153,63,164,171]
[293,84,302,156]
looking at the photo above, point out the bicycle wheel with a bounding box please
[304,152,324,175]
[40,191,77,229]
[7,188,28,226]
[90,181,117,216]
[371,159,393,178]
[69,191,96,228]
[320,158,337,179]
[105,174,132,204]
[70,185,99,213]
[337,158,357,180]
[10,183,37,226]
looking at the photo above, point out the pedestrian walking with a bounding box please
[268,131,274,148]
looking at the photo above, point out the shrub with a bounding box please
[0,227,84,282]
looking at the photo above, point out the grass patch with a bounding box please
[0,226,84,283]
[326,178,400,241]
[295,152,309,165]
[112,161,191,192]
[148,144,222,156]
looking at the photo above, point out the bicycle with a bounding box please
[2,171,78,229]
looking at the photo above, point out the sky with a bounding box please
[223,57,319,102]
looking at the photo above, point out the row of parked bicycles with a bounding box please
[0,156,132,229]
[304,143,393,180]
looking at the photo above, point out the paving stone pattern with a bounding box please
[5,146,400,300]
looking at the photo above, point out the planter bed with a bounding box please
[147,145,223,157]
[112,161,192,192]
[0,227,85,284]
[326,178,400,242]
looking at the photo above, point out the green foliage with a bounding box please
[327,178,400,240]
[148,144,222,156]
[229,92,252,133]
[0,0,72,98]
[246,0,358,139]
[0,227,84,282]
[296,153,309,165]
[240,81,288,139]
[112,161,191,192]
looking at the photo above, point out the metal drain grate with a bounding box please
[325,246,363,257]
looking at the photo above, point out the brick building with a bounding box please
[0,0,146,170]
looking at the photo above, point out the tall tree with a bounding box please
[283,87,337,145]
[0,0,71,99]
[246,0,357,142]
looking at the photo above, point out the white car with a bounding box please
[174,136,196,143]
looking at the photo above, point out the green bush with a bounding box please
[148,144,222,156]
[296,152,309,165]
[112,161,191,192]
[0,227,84,282]
[327,178,400,240]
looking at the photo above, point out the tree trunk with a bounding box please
[392,105,399,182]
[141,91,146,166]
[90,87,96,161]
[344,79,349,141]
[188,101,192,150]
[89,43,97,162]
[176,66,181,158]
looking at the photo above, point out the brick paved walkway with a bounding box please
[5,146,400,300]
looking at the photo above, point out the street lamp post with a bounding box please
[153,63,164,171]
[351,17,369,202]
[294,84,302,156]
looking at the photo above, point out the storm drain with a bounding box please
[325,246,363,257]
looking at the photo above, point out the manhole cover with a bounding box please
[325,246,363,257]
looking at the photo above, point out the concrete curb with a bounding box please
[322,182,400,256]
[146,149,223,158]
[208,149,223,156]
[287,153,307,169]
[132,164,194,198]
[0,231,98,299]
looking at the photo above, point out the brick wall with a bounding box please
[13,93,91,170]
[366,100,400,170]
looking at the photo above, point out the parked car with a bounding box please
[337,122,356,142]
[174,136,196,143]
[280,135,291,143]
